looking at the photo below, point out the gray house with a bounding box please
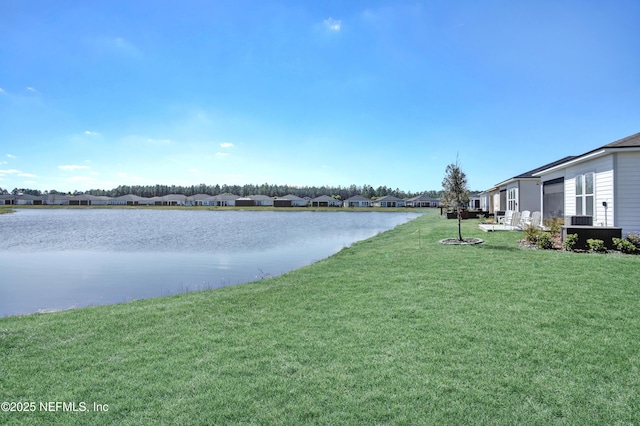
[343,195,372,208]
[372,195,405,208]
[533,132,640,234]
[487,156,577,214]
[405,195,439,208]
[311,195,342,207]
[202,194,239,207]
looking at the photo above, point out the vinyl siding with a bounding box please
[564,155,614,225]
[615,151,640,234]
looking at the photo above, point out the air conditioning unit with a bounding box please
[569,215,593,226]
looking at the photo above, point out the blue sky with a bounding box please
[1,1,639,193]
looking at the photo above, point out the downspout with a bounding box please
[612,153,617,228]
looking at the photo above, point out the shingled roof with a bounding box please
[511,156,578,179]
[532,131,640,176]
[602,131,640,148]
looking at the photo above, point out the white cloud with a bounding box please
[23,180,37,185]
[0,169,21,174]
[216,152,230,157]
[323,17,342,32]
[0,88,6,94]
[18,173,37,177]
[84,130,100,136]
[58,165,90,171]
[188,168,200,173]
[6,154,16,159]
[26,87,38,93]
[220,142,234,148]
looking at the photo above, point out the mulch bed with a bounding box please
[439,238,484,245]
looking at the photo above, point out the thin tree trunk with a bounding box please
[457,207,463,241]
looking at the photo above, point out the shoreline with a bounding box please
[3,214,637,423]
[5,205,431,213]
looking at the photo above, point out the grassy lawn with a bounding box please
[1,212,639,424]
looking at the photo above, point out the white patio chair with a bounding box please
[504,211,522,229]
[519,210,531,227]
[498,210,513,225]
[528,211,542,228]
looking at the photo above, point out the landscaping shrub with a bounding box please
[523,224,540,244]
[543,216,563,235]
[587,238,606,253]
[563,233,579,251]
[537,232,554,250]
[626,232,640,250]
[613,237,637,254]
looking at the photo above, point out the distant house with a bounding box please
[186,194,212,206]
[110,194,148,206]
[405,195,439,208]
[468,196,482,210]
[235,197,255,207]
[202,194,239,207]
[343,195,372,208]
[372,195,405,208]
[533,132,640,234]
[274,194,308,207]
[68,194,111,206]
[0,194,15,205]
[11,194,40,205]
[42,194,70,205]
[482,156,577,214]
[311,195,342,207]
[248,195,274,207]
[233,195,274,207]
[153,194,187,206]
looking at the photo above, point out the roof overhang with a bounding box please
[532,147,640,176]
[494,176,540,188]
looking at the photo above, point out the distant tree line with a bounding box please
[1,184,453,200]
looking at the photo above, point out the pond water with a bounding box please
[0,209,421,317]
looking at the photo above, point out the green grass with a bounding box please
[1,213,639,424]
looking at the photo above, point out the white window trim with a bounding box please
[575,172,595,216]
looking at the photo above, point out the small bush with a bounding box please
[537,232,554,250]
[544,216,563,235]
[613,237,637,254]
[563,233,579,251]
[626,232,640,249]
[523,225,540,244]
[587,238,606,253]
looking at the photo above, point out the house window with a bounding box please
[575,173,594,216]
[507,188,517,211]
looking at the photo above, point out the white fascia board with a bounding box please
[533,147,640,177]
[532,149,607,177]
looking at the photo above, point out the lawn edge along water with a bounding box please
[1,213,639,425]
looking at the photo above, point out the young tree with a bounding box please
[442,157,470,241]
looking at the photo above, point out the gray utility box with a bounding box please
[568,215,593,226]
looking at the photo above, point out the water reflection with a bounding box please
[0,209,421,316]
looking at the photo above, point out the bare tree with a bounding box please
[442,157,470,241]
